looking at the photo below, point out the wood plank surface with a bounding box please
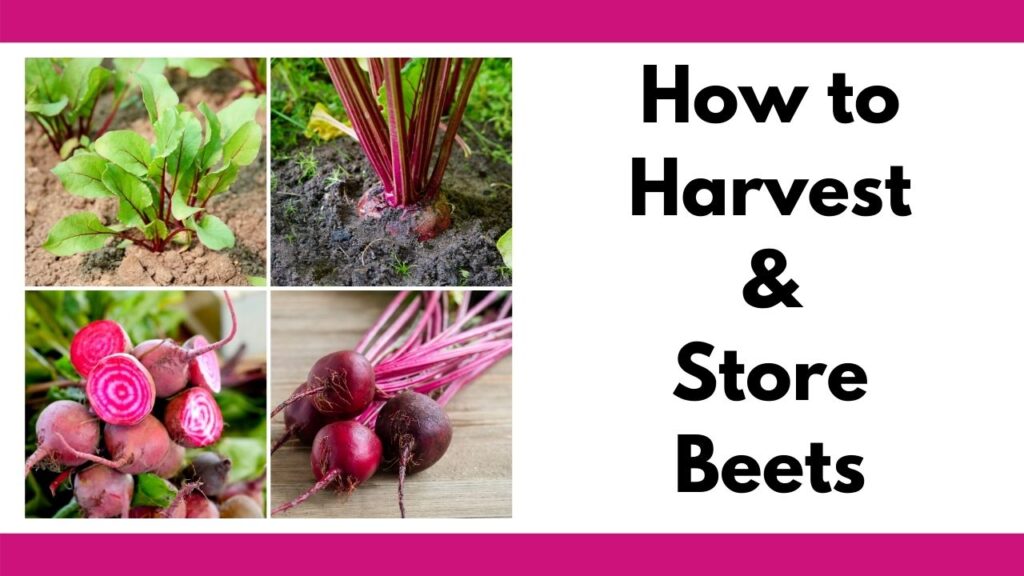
[269,291,512,518]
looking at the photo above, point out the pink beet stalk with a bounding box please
[70,319,133,378]
[164,387,224,448]
[85,353,157,426]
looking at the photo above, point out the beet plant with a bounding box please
[69,319,132,378]
[25,59,156,158]
[322,58,482,240]
[85,353,157,426]
[43,71,263,256]
[271,290,511,516]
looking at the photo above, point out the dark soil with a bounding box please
[270,134,512,287]
[24,63,267,287]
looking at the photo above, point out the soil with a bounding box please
[270,134,512,287]
[24,66,267,287]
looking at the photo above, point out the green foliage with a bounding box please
[296,149,319,181]
[392,254,411,277]
[496,227,513,270]
[271,58,346,151]
[25,58,165,158]
[25,290,187,383]
[464,58,512,164]
[44,80,263,255]
[132,473,177,508]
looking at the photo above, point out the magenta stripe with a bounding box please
[2,534,1022,574]
[3,1,1024,41]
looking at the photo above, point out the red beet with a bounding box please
[164,387,224,448]
[376,391,453,517]
[271,421,382,516]
[185,335,221,393]
[85,353,157,426]
[153,442,186,479]
[74,465,133,518]
[271,351,375,420]
[185,492,220,518]
[25,400,101,477]
[56,414,172,475]
[133,291,237,397]
[70,320,133,378]
[271,382,336,454]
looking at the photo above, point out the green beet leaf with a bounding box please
[196,163,239,203]
[217,96,262,142]
[52,152,111,198]
[132,473,176,508]
[192,214,235,250]
[198,102,223,169]
[94,130,152,178]
[222,121,262,166]
[102,164,153,228]
[42,212,116,256]
[137,70,179,123]
[165,113,203,177]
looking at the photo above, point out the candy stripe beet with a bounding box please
[86,353,156,426]
[165,387,224,448]
[186,335,222,393]
[70,320,132,378]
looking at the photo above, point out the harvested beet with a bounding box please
[271,421,381,515]
[184,452,231,498]
[271,382,335,454]
[164,387,224,448]
[271,351,375,419]
[85,353,157,426]
[185,335,221,393]
[153,442,186,479]
[133,291,237,397]
[376,391,452,517]
[57,414,172,475]
[74,465,133,519]
[220,494,263,518]
[70,320,132,378]
[25,400,101,477]
[185,492,220,518]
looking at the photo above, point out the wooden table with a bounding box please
[270,291,512,518]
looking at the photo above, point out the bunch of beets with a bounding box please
[25,291,261,518]
[272,290,511,517]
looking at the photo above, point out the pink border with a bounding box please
[2,534,1023,574]
[2,0,1024,41]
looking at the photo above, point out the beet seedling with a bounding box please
[43,70,263,256]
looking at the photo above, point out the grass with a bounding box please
[392,254,411,278]
[296,150,318,181]
[325,166,347,188]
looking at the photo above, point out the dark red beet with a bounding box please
[184,452,231,498]
[271,421,382,516]
[376,391,453,517]
[271,351,375,420]
[271,382,336,454]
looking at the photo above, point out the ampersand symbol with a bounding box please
[743,248,802,308]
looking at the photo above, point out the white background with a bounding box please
[1,44,1022,532]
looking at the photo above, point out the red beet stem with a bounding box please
[270,384,325,419]
[185,291,238,360]
[271,468,340,516]
[53,432,132,470]
[364,294,423,364]
[270,428,294,455]
[354,291,410,355]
